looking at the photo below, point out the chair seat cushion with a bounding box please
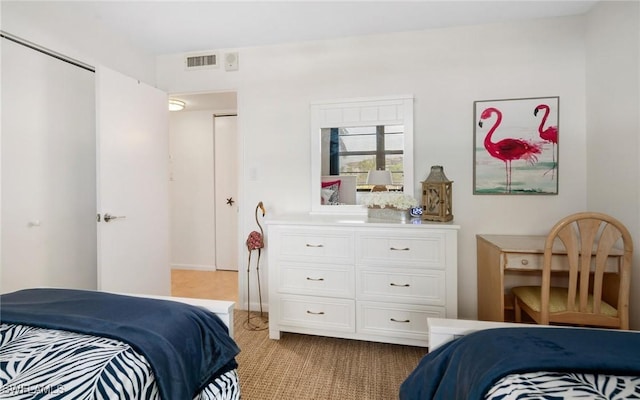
[512,286,618,316]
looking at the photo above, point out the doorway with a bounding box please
[168,91,239,302]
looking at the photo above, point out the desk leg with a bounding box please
[477,237,505,322]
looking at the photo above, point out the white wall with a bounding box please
[169,111,216,270]
[585,1,640,328]
[157,16,591,320]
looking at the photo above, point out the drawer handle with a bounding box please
[306,277,325,281]
[390,247,410,251]
[390,283,410,287]
[306,244,324,248]
[306,310,325,315]
[390,318,410,323]
[521,259,529,266]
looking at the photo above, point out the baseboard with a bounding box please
[171,264,216,271]
[241,300,270,313]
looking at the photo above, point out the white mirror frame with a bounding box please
[310,95,414,215]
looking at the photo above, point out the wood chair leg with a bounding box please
[514,298,522,323]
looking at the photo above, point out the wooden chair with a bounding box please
[512,212,633,330]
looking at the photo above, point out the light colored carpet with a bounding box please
[233,310,427,400]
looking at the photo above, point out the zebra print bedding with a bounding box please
[0,324,240,400]
[400,327,640,400]
[485,371,640,399]
[0,289,240,400]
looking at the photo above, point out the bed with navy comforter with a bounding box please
[0,288,241,400]
[400,327,640,400]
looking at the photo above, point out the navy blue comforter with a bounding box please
[0,288,240,400]
[400,327,640,400]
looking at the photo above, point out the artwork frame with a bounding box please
[473,96,559,195]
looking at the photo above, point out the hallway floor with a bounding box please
[171,269,238,304]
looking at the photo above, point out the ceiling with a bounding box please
[3,1,599,56]
[2,1,599,111]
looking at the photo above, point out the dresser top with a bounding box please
[265,213,460,230]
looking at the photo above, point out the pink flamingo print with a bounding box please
[479,107,542,193]
[534,104,558,174]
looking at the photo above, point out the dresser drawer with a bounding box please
[274,228,354,264]
[279,295,355,332]
[279,262,354,298]
[357,268,445,305]
[356,231,445,269]
[357,301,444,340]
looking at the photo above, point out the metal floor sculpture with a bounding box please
[244,201,268,331]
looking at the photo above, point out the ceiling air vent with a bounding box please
[184,52,219,70]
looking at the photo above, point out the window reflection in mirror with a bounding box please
[321,125,405,204]
[311,95,413,215]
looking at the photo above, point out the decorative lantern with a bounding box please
[421,166,453,222]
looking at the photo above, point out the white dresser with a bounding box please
[266,214,459,347]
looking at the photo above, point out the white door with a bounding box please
[214,115,239,271]
[96,67,170,295]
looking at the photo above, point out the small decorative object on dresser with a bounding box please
[421,165,453,222]
[362,192,419,221]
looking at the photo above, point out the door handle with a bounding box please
[103,213,126,222]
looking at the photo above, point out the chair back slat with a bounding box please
[593,224,623,313]
[553,227,579,312]
[577,219,601,312]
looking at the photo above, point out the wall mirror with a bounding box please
[310,95,414,215]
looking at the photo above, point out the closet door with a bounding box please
[1,38,97,292]
[96,67,170,295]
[214,115,238,271]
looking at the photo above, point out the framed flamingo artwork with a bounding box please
[473,96,559,195]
